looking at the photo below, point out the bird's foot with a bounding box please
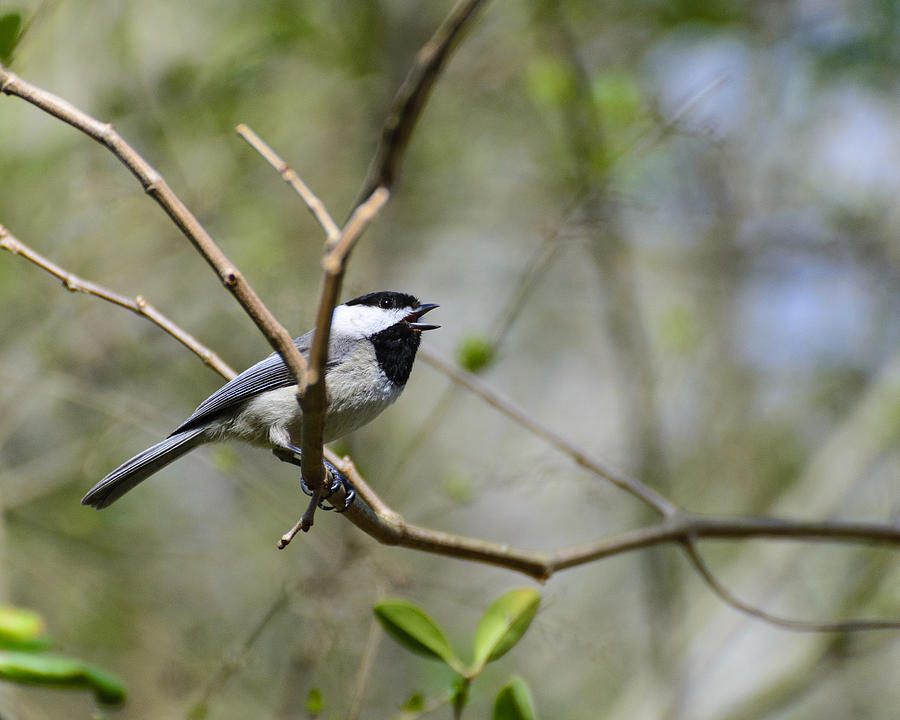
[300,460,356,512]
[272,446,356,512]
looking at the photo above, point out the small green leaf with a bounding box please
[0,651,126,705]
[472,589,540,670]
[305,687,324,714]
[0,13,22,63]
[456,335,495,373]
[374,601,463,672]
[493,677,536,720]
[401,692,425,712]
[441,472,474,505]
[525,56,577,110]
[0,606,51,650]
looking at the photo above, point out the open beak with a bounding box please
[406,303,440,331]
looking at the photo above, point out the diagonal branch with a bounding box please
[353,0,490,208]
[0,63,308,396]
[235,123,341,244]
[287,188,390,539]
[272,0,491,538]
[680,540,900,632]
[0,224,235,378]
[417,348,678,516]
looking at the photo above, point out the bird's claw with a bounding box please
[299,462,356,512]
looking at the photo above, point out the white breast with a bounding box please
[213,341,403,450]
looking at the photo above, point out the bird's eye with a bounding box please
[380,297,391,309]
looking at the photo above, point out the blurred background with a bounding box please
[2,0,900,718]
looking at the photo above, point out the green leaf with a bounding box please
[0,13,22,64]
[525,56,577,110]
[0,651,126,705]
[456,335,495,373]
[0,606,51,651]
[472,589,540,670]
[401,692,425,712]
[493,677,537,720]
[305,687,324,714]
[373,601,463,673]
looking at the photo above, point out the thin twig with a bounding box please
[191,585,291,716]
[235,123,341,244]
[283,187,390,539]
[347,599,385,720]
[353,0,489,208]
[0,224,235,378]
[242,0,490,538]
[680,540,900,632]
[0,63,308,399]
[417,348,678,516]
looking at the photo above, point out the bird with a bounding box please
[81,291,439,509]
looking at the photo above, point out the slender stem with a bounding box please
[418,348,678,516]
[235,123,341,243]
[353,0,489,208]
[0,64,308,396]
[0,224,235,378]
[293,188,390,532]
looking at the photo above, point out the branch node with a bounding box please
[1,70,16,94]
[222,268,240,286]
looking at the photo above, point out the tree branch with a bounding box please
[0,63,308,397]
[269,0,491,536]
[417,348,677,516]
[235,123,341,244]
[0,224,235,378]
[353,0,489,207]
[680,540,900,632]
[289,188,390,538]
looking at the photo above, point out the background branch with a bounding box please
[0,224,235,378]
[0,63,308,396]
[353,0,489,207]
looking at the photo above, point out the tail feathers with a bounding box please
[81,428,206,509]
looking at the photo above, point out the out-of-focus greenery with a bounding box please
[2,1,900,719]
[0,605,125,705]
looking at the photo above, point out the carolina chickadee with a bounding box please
[81,291,439,509]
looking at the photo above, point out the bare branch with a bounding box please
[282,188,390,540]
[353,0,489,207]
[0,223,235,378]
[235,123,341,243]
[417,348,678,516]
[681,540,900,632]
[0,64,308,394]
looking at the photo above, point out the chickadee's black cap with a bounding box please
[345,291,420,310]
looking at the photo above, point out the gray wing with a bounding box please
[171,332,316,435]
